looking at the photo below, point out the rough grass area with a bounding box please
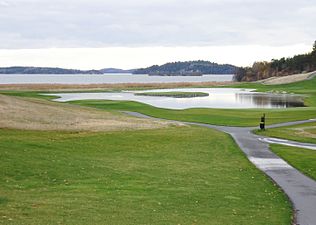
[135,91,209,98]
[270,144,316,181]
[0,127,291,225]
[255,122,316,144]
[0,94,173,131]
[0,81,233,92]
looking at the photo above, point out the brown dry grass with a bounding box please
[0,81,234,91]
[290,127,316,139]
[0,94,178,131]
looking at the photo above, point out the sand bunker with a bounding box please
[261,71,316,85]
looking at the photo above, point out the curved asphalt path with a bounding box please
[124,111,316,225]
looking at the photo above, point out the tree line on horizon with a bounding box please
[234,41,316,82]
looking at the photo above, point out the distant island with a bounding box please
[99,68,136,74]
[0,67,134,74]
[0,60,238,75]
[132,60,237,76]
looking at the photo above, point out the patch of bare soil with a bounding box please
[260,71,316,85]
[0,94,178,131]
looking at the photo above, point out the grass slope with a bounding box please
[270,144,316,180]
[135,91,209,98]
[0,94,169,132]
[0,127,291,225]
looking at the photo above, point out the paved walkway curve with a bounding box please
[124,111,316,225]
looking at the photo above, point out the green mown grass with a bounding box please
[270,144,316,181]
[255,122,316,144]
[71,99,316,127]
[135,91,209,98]
[0,91,56,100]
[0,127,291,225]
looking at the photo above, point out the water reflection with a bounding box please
[47,88,305,109]
[236,93,305,108]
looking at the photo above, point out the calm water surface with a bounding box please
[46,88,305,109]
[0,73,233,84]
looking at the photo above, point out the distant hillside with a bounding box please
[133,60,237,76]
[234,41,316,81]
[0,67,103,74]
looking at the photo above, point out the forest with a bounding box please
[133,60,237,75]
[234,41,316,81]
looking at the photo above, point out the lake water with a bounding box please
[0,73,234,84]
[46,88,305,109]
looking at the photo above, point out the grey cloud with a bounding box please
[0,0,315,49]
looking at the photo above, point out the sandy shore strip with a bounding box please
[259,71,316,85]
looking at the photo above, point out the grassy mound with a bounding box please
[135,91,209,98]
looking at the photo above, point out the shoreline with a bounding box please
[0,81,235,91]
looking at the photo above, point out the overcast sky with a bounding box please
[0,0,315,69]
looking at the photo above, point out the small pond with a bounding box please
[46,88,305,109]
